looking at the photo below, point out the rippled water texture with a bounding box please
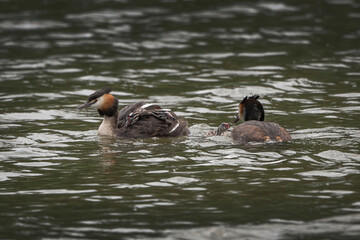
[1,0,360,239]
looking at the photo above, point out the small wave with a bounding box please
[0,20,67,30]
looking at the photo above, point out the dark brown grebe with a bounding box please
[77,87,189,138]
[213,95,291,144]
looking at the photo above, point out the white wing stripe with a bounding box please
[169,122,180,133]
[141,103,155,109]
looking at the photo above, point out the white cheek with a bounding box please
[91,96,104,108]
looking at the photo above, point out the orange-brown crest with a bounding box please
[101,93,115,109]
[97,93,118,117]
[239,102,244,119]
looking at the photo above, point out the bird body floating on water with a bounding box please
[212,95,291,144]
[77,87,189,138]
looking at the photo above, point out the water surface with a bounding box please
[1,0,360,239]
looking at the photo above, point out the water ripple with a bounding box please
[161,176,200,185]
[0,171,42,182]
[0,20,68,30]
[163,214,360,240]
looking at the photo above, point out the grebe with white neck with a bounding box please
[77,87,189,138]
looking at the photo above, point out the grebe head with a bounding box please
[233,95,265,123]
[216,122,231,135]
[77,87,118,117]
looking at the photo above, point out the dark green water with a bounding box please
[1,0,360,239]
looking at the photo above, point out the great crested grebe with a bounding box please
[77,87,189,138]
[213,95,291,144]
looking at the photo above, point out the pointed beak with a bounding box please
[233,115,240,124]
[77,101,92,109]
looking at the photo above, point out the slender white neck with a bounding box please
[98,112,118,137]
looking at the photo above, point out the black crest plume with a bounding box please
[88,87,112,101]
[243,94,264,121]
